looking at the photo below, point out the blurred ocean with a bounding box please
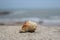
[0,9,60,25]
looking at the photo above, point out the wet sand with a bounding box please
[0,25,60,40]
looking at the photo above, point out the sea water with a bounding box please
[0,9,60,25]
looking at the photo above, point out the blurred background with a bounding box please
[0,0,60,25]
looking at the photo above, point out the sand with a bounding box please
[0,25,60,40]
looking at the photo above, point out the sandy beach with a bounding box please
[0,25,60,40]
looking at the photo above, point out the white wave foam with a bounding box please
[43,19,60,25]
[0,17,60,25]
[49,16,60,19]
[20,17,42,23]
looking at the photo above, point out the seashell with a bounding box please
[20,20,37,33]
